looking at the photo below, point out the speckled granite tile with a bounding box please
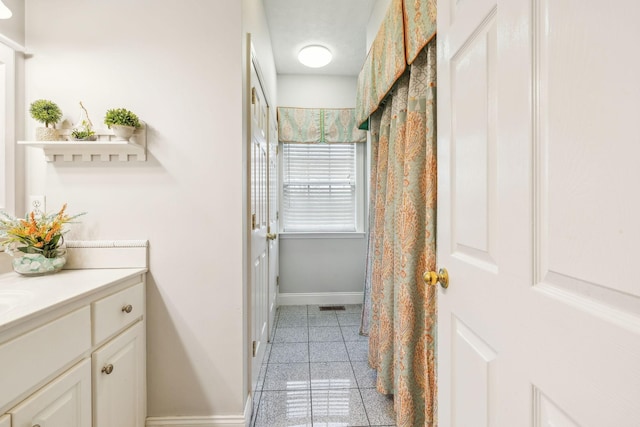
[254,390,312,427]
[250,391,261,427]
[308,315,339,327]
[309,341,349,362]
[277,305,308,315]
[311,388,369,426]
[346,341,369,361]
[263,363,310,391]
[351,361,377,389]
[263,343,272,364]
[344,304,363,313]
[341,325,369,342]
[309,326,343,342]
[278,314,308,328]
[269,342,309,363]
[337,313,362,326]
[361,389,396,426]
[274,327,309,343]
[310,362,357,390]
[256,363,266,391]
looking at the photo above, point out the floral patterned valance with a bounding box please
[277,107,367,144]
[355,0,436,128]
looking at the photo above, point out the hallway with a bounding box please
[251,305,397,426]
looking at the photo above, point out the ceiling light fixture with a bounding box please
[298,45,332,68]
[0,0,12,19]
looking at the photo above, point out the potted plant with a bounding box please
[0,203,85,276]
[30,99,62,141]
[104,107,141,141]
[71,101,96,141]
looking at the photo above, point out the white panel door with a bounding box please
[249,57,269,392]
[437,0,640,425]
[92,322,145,427]
[10,359,91,427]
[267,113,279,341]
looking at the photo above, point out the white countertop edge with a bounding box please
[0,268,147,335]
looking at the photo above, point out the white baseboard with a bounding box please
[146,395,252,427]
[277,291,364,306]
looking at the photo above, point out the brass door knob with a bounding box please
[267,233,277,240]
[102,364,114,375]
[122,304,133,313]
[423,268,449,289]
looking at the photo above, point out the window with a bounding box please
[282,143,362,233]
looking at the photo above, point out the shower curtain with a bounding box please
[361,40,437,427]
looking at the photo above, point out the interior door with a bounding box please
[249,58,269,392]
[266,112,279,341]
[436,0,640,425]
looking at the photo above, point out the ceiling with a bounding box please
[263,0,376,76]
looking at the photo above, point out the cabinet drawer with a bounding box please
[0,414,9,427]
[0,307,91,410]
[93,283,144,345]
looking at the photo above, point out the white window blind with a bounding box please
[283,143,357,232]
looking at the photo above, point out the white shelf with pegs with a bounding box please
[19,123,147,162]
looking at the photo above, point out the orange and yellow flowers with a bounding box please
[0,203,85,259]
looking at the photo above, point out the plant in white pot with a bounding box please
[30,99,62,141]
[104,108,141,141]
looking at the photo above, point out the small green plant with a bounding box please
[30,99,62,128]
[104,108,141,129]
[71,122,95,140]
[71,102,96,140]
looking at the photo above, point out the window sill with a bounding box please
[279,232,366,240]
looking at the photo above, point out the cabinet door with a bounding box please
[93,321,145,427]
[0,414,10,427]
[10,359,91,427]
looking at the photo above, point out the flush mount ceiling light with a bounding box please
[298,45,332,68]
[0,0,12,19]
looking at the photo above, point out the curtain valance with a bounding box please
[355,0,436,128]
[277,107,367,144]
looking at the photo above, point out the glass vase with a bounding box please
[12,243,67,276]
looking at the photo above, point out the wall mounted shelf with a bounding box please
[18,124,147,162]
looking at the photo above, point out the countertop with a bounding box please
[0,268,146,334]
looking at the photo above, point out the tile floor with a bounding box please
[251,304,397,427]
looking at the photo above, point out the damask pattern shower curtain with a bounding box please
[364,40,437,427]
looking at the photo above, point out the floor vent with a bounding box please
[319,305,346,311]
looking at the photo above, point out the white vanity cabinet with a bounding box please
[92,283,146,427]
[10,359,91,427]
[0,268,147,427]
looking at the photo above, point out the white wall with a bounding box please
[278,74,358,108]
[23,0,274,419]
[367,0,392,50]
[277,74,367,297]
[0,0,25,48]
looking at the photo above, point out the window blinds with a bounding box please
[282,143,357,232]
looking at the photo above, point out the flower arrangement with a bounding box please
[0,204,85,275]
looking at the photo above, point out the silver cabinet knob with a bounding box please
[122,304,133,313]
[102,364,114,375]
